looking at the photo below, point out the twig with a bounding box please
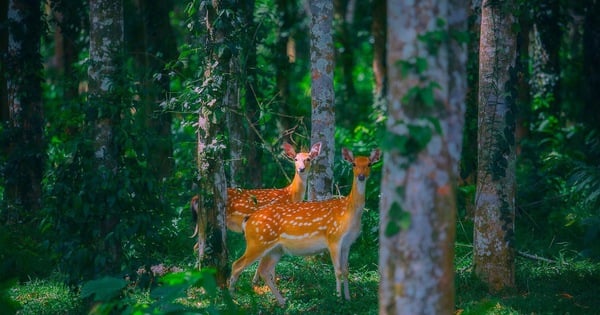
[517,251,562,264]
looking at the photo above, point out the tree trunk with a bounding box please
[3,0,45,220]
[583,0,600,128]
[371,0,386,113]
[308,0,335,201]
[275,0,298,135]
[531,0,561,112]
[379,0,467,313]
[127,0,177,182]
[195,0,235,286]
[458,0,481,219]
[1,0,7,122]
[88,0,124,272]
[333,0,356,104]
[241,0,262,187]
[473,0,517,292]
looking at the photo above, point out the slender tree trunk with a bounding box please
[583,0,600,128]
[333,0,356,104]
[458,0,481,219]
[1,1,7,122]
[275,0,298,136]
[308,0,335,201]
[473,0,517,292]
[379,0,467,313]
[3,0,45,220]
[196,0,233,286]
[371,0,386,113]
[241,0,262,187]
[127,0,177,182]
[88,0,124,272]
[50,1,83,101]
[531,0,561,112]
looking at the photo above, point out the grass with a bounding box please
[6,223,600,314]
[9,278,83,315]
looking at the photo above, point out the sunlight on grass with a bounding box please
[10,279,81,315]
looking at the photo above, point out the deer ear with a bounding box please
[342,148,354,163]
[369,149,381,164]
[310,142,322,158]
[283,142,296,158]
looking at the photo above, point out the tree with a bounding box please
[473,0,517,292]
[88,0,125,273]
[371,0,386,112]
[308,0,335,201]
[127,0,178,182]
[194,0,235,286]
[582,0,600,128]
[2,0,44,219]
[379,0,467,313]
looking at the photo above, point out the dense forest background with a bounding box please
[1,0,600,314]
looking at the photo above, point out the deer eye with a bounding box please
[294,158,298,161]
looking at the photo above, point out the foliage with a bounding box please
[79,268,240,315]
[8,245,600,315]
[10,278,81,315]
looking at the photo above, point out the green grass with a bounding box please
[7,228,600,315]
[9,278,83,315]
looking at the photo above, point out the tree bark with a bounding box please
[3,0,45,220]
[88,0,124,272]
[379,0,466,313]
[371,0,386,111]
[308,0,335,201]
[473,0,517,292]
[195,0,233,286]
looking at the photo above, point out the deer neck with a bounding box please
[286,172,307,202]
[346,176,367,214]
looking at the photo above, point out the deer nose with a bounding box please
[298,167,306,173]
[358,174,366,181]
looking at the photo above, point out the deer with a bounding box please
[191,142,322,256]
[228,147,381,306]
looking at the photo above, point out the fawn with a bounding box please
[229,147,381,306]
[191,142,322,253]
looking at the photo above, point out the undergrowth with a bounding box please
[6,218,600,315]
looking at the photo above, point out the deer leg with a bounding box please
[252,255,277,285]
[339,245,351,300]
[229,243,273,293]
[328,246,344,299]
[258,250,285,306]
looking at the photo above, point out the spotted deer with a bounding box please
[191,142,322,253]
[228,147,381,306]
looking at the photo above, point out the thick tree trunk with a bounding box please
[473,0,517,292]
[308,0,335,201]
[3,0,44,219]
[88,0,124,272]
[379,0,466,313]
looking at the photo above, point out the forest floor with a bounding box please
[8,231,600,315]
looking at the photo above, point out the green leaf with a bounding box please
[408,124,433,149]
[382,133,409,153]
[415,57,428,74]
[389,202,405,220]
[80,277,127,302]
[384,221,400,237]
[420,85,435,107]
